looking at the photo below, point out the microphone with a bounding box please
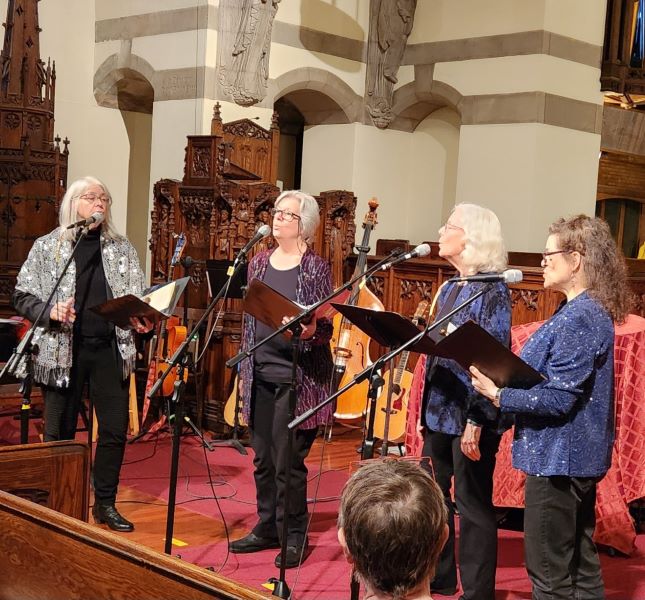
[380,243,431,270]
[451,269,523,284]
[234,224,271,263]
[66,212,104,229]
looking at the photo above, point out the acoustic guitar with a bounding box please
[370,299,430,443]
[223,374,247,427]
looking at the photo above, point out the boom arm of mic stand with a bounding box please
[287,287,488,431]
[147,257,247,399]
[225,248,404,370]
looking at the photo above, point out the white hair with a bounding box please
[58,176,121,241]
[454,203,507,274]
[275,189,320,244]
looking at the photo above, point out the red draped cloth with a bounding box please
[405,314,645,555]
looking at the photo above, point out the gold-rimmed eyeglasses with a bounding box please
[270,207,301,222]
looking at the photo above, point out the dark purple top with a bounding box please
[239,248,334,429]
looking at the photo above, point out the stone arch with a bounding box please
[389,80,464,132]
[93,54,156,113]
[268,67,362,124]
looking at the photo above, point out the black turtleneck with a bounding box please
[74,226,112,338]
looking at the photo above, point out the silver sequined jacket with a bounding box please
[13,228,145,388]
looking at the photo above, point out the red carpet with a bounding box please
[1,418,644,599]
[118,432,645,600]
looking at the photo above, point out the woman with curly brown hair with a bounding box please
[470,215,631,600]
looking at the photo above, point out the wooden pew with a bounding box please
[0,489,269,600]
[0,441,89,520]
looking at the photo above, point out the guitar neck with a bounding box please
[393,350,410,385]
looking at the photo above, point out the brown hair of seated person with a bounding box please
[338,459,448,600]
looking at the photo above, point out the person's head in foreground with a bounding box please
[338,459,448,600]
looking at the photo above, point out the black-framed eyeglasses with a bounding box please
[541,249,571,261]
[270,208,301,222]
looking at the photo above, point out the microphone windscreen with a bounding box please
[415,243,431,257]
[503,269,523,283]
[92,212,105,225]
[257,224,271,237]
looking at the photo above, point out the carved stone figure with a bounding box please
[216,208,232,258]
[235,196,251,243]
[218,0,281,106]
[329,214,348,288]
[366,0,417,128]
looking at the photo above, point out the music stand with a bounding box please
[206,259,247,300]
[331,304,544,389]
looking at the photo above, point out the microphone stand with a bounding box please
[148,252,249,556]
[289,288,489,431]
[226,249,403,600]
[1,225,94,444]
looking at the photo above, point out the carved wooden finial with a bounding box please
[271,110,279,131]
[63,136,70,154]
[211,102,223,135]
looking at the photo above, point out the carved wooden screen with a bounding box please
[149,108,358,432]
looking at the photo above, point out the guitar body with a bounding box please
[370,368,414,442]
[223,375,247,427]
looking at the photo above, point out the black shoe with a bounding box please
[274,542,311,569]
[229,532,280,554]
[92,504,134,532]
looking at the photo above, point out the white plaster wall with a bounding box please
[270,43,365,93]
[278,0,369,41]
[544,0,608,45]
[456,123,601,252]
[301,123,356,194]
[408,108,460,245]
[301,118,460,247]
[409,0,547,44]
[434,55,604,105]
[34,0,132,239]
[133,31,206,71]
[95,0,216,22]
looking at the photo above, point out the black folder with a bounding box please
[331,304,544,389]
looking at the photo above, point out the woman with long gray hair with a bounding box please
[13,175,151,532]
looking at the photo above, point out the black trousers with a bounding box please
[421,428,500,600]
[42,337,129,505]
[524,475,605,600]
[249,377,317,546]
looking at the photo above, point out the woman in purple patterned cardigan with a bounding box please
[229,190,333,569]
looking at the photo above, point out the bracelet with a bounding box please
[494,387,503,407]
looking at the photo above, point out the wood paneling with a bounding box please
[0,489,268,600]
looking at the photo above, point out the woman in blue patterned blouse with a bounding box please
[471,215,631,600]
[417,204,512,600]
[229,190,333,569]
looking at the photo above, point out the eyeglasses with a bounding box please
[79,193,110,205]
[441,222,464,232]
[541,249,571,261]
[270,208,301,222]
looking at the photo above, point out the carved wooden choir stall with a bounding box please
[0,0,69,319]
[148,103,357,432]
